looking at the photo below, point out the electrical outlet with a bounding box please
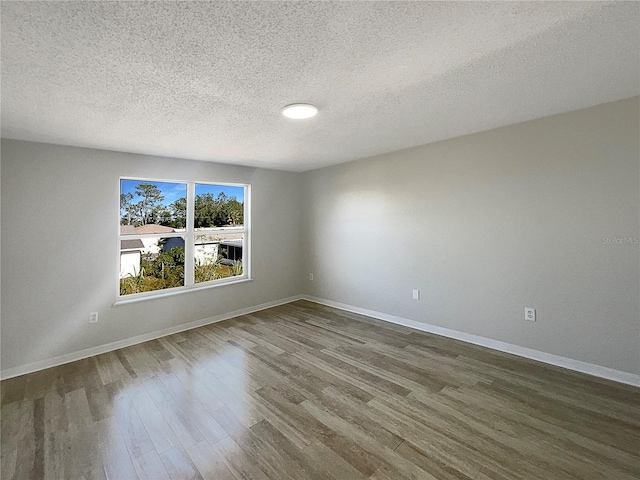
[309,273,314,281]
[525,307,536,322]
[412,289,420,300]
[89,312,99,324]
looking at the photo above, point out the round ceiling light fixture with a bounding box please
[281,103,318,119]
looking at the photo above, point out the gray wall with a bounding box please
[302,97,640,375]
[1,140,302,372]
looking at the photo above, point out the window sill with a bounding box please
[113,277,252,306]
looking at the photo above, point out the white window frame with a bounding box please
[116,176,251,303]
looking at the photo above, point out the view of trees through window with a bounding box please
[119,179,247,296]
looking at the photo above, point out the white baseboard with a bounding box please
[0,295,304,380]
[302,295,640,387]
[4,294,638,388]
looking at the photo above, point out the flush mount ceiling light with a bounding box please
[281,103,318,119]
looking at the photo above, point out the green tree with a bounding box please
[120,192,134,225]
[193,192,244,227]
[194,193,216,228]
[213,192,229,226]
[169,197,187,228]
[134,183,164,225]
[152,205,172,226]
[225,198,244,225]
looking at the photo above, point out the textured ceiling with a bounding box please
[1,1,639,171]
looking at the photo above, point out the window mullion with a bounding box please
[184,182,196,287]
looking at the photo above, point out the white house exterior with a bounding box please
[119,238,144,278]
[134,224,175,255]
[194,231,243,265]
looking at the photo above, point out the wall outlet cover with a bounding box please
[525,307,536,322]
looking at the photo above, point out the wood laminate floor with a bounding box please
[1,300,639,480]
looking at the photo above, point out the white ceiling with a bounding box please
[1,1,638,172]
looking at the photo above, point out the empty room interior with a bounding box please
[1,2,639,480]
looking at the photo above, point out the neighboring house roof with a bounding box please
[220,240,243,248]
[135,224,174,234]
[120,225,137,235]
[121,239,144,250]
[195,232,243,245]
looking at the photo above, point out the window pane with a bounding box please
[194,233,244,283]
[120,236,185,295]
[194,184,244,229]
[120,179,187,232]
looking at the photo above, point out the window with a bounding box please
[119,178,249,298]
